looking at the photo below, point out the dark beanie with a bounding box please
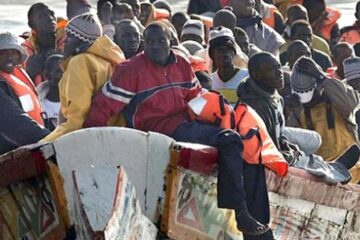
[208,27,236,60]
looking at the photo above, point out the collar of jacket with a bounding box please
[248,78,282,107]
[146,50,178,68]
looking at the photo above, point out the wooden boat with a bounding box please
[0,127,359,239]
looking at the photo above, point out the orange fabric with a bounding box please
[326,67,341,80]
[0,67,43,125]
[188,92,288,177]
[188,91,235,129]
[263,4,277,29]
[319,7,341,41]
[235,103,288,176]
[189,55,208,72]
[155,8,170,20]
[340,29,360,45]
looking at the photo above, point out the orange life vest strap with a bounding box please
[0,68,44,125]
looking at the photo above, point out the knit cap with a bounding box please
[182,40,204,55]
[0,32,27,63]
[290,56,325,92]
[343,57,360,81]
[66,13,102,44]
[208,26,236,60]
[290,57,326,103]
[181,19,204,41]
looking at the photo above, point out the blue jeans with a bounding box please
[172,121,271,227]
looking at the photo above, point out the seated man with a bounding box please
[114,20,141,59]
[340,1,360,45]
[41,13,125,142]
[0,32,44,126]
[230,0,285,55]
[280,20,332,71]
[23,3,66,86]
[84,22,271,237]
[234,27,261,58]
[288,56,360,163]
[326,42,355,80]
[209,27,249,105]
[282,4,330,56]
[303,0,341,46]
[0,33,49,154]
[255,0,285,34]
[237,52,358,184]
[37,54,64,131]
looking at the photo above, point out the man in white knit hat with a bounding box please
[180,19,205,44]
[42,13,125,142]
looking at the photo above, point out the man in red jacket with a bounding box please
[84,22,271,238]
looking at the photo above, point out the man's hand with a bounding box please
[101,1,113,25]
[285,93,301,108]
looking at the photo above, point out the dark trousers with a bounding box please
[172,121,272,231]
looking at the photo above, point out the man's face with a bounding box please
[258,56,284,90]
[122,0,141,19]
[114,24,141,59]
[63,33,85,58]
[230,0,256,18]
[140,4,151,25]
[112,5,134,25]
[292,25,313,48]
[30,7,56,35]
[144,27,171,66]
[213,46,236,69]
[45,60,63,87]
[0,49,21,74]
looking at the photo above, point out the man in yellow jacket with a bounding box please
[42,13,125,142]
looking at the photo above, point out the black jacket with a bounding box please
[237,78,283,148]
[0,79,49,155]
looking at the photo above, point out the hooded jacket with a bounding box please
[41,36,125,142]
[237,78,284,148]
[287,78,360,161]
[0,79,49,154]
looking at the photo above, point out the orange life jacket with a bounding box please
[319,7,341,41]
[188,91,288,176]
[0,67,44,125]
[234,103,288,176]
[155,8,171,20]
[262,3,278,29]
[189,55,208,72]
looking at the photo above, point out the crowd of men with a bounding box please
[1,0,360,239]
